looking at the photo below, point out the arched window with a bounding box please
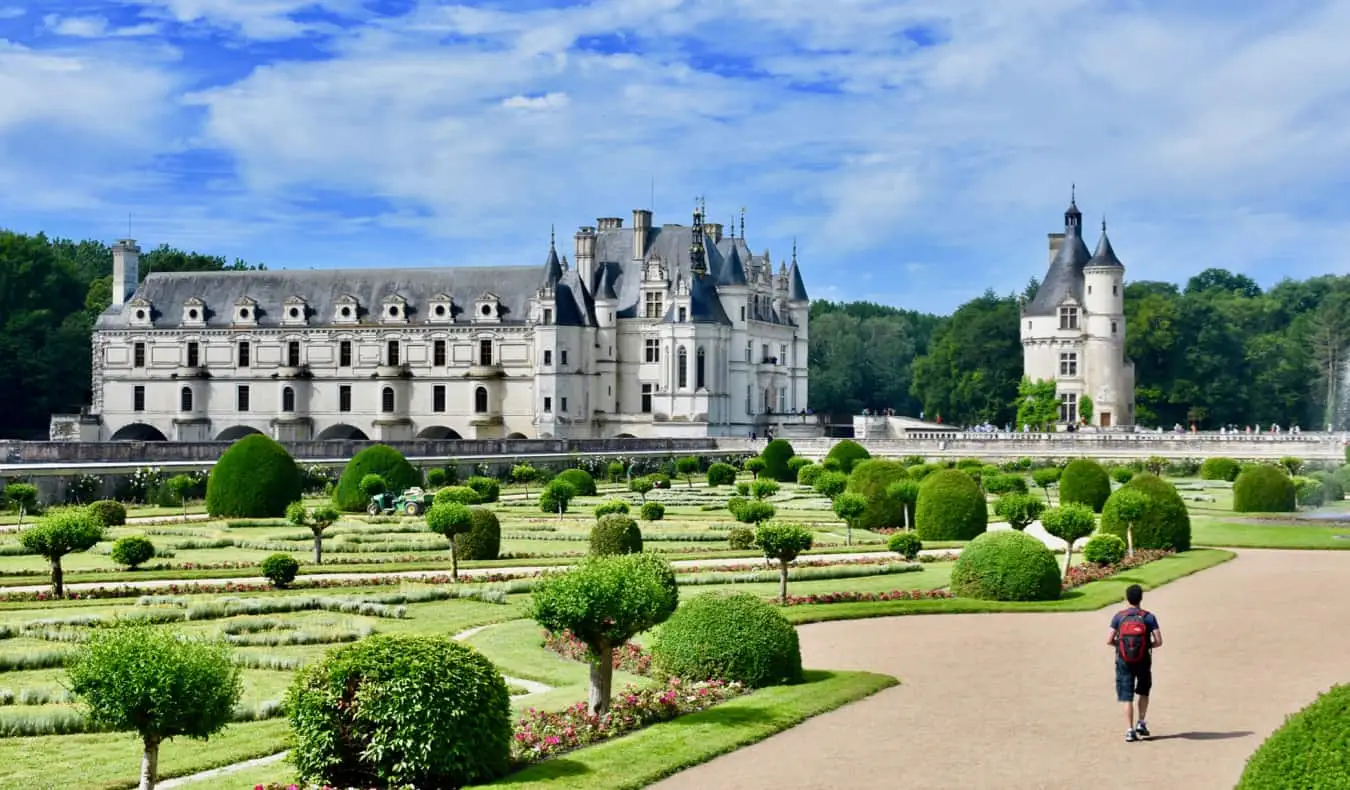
[381,387,395,413]
[474,386,489,414]
[677,347,688,389]
[695,347,706,390]
[180,387,193,412]
[282,386,295,413]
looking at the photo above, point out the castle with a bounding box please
[67,205,811,442]
[1020,192,1136,428]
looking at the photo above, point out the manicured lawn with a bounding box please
[1192,519,1350,549]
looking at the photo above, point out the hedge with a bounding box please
[465,476,501,503]
[1233,465,1296,513]
[950,530,1061,602]
[1199,457,1241,482]
[206,435,303,518]
[845,459,911,531]
[1058,459,1112,513]
[651,593,803,688]
[1236,683,1350,790]
[706,463,737,487]
[554,469,597,497]
[824,440,871,474]
[1082,533,1126,565]
[761,439,797,482]
[453,508,501,561]
[914,469,988,541]
[86,500,127,528]
[1100,473,1192,551]
[590,514,643,555]
[333,445,419,512]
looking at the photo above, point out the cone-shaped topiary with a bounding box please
[761,439,797,482]
[651,593,803,688]
[1058,459,1112,512]
[333,445,420,512]
[915,468,988,541]
[1233,464,1297,513]
[206,434,302,518]
[824,440,871,474]
[1236,683,1350,790]
[844,459,911,530]
[1100,473,1192,551]
[950,530,1061,601]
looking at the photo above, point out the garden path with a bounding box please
[651,549,1350,790]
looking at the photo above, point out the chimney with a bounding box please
[575,226,597,287]
[112,239,141,306]
[596,217,623,230]
[705,222,723,243]
[1047,232,1064,266]
[632,209,652,260]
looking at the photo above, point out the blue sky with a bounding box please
[2,0,1349,314]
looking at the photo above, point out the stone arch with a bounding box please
[110,423,168,441]
[315,423,369,441]
[215,425,264,441]
[417,426,463,440]
[474,386,489,413]
[506,432,528,439]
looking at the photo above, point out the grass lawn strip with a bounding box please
[1192,519,1350,550]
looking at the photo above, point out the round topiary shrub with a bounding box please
[787,457,812,477]
[287,635,511,789]
[734,499,776,524]
[1233,464,1296,513]
[1236,683,1350,790]
[434,486,483,506]
[593,499,630,518]
[1058,459,1112,513]
[207,434,303,518]
[333,445,419,512]
[651,593,802,687]
[845,459,911,531]
[260,553,300,588]
[1083,533,1127,566]
[86,500,127,528]
[453,507,501,561]
[887,531,923,560]
[914,469,988,541]
[824,440,871,474]
[706,463,737,487]
[590,514,643,555]
[424,467,447,488]
[983,473,1028,495]
[796,463,823,487]
[1111,466,1135,485]
[639,501,665,521]
[465,476,501,503]
[539,480,576,514]
[554,468,596,497]
[1199,457,1241,482]
[950,531,1061,602]
[727,526,754,550]
[110,535,156,569]
[761,439,797,482]
[1100,473,1192,551]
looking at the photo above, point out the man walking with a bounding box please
[1109,584,1162,742]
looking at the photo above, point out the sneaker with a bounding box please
[1136,722,1150,738]
[1125,730,1140,742]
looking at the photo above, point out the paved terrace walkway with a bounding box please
[653,549,1349,790]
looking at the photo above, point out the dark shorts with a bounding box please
[1115,658,1152,702]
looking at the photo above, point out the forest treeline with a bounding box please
[2,229,1347,437]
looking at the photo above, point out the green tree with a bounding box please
[165,474,196,519]
[67,626,242,790]
[426,502,473,579]
[1032,467,1061,504]
[4,483,39,524]
[911,291,1022,426]
[19,508,104,596]
[1014,378,1060,431]
[831,492,867,546]
[675,456,700,487]
[1108,488,1150,557]
[359,474,386,502]
[994,493,1045,531]
[753,522,815,602]
[1079,394,1094,425]
[1041,503,1097,573]
[885,479,921,530]
[510,464,538,498]
[629,476,654,502]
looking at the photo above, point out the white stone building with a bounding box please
[77,205,810,442]
[1020,194,1135,429]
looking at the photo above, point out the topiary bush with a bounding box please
[760,439,797,482]
[110,536,156,569]
[743,457,767,479]
[287,635,511,789]
[1083,533,1127,566]
[651,593,803,687]
[639,501,665,521]
[994,493,1045,531]
[86,500,127,528]
[539,479,576,514]
[915,469,988,541]
[787,457,812,477]
[1199,457,1241,482]
[1058,459,1112,513]
[824,440,871,474]
[454,507,501,561]
[466,476,501,503]
[590,514,643,556]
[206,435,303,518]
[1100,473,1192,551]
[887,531,922,560]
[333,445,419,512]
[983,474,1028,495]
[434,486,483,506]
[751,480,780,500]
[727,526,754,550]
[735,499,776,525]
[950,531,1061,602]
[260,553,300,588]
[706,463,737,487]
[1110,466,1135,485]
[1311,470,1345,504]
[593,499,630,518]
[555,468,597,497]
[1233,464,1297,513]
[1294,476,1326,508]
[1236,683,1350,790]
[844,459,911,531]
[796,463,823,487]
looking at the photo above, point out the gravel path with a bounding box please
[651,549,1349,790]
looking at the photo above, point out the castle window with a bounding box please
[1058,307,1079,330]
[433,385,446,413]
[237,342,250,368]
[542,308,552,324]
[287,341,301,368]
[696,347,706,389]
[475,386,489,413]
[644,338,660,363]
[644,291,664,319]
[1111,321,1118,335]
[282,387,295,413]
[237,385,250,412]
[740,306,746,322]
[186,342,199,368]
[1087,286,1092,295]
[677,347,688,389]
[641,384,653,413]
[544,350,552,366]
[385,340,400,366]
[1113,284,1119,296]
[381,387,394,413]
[678,306,687,322]
[133,385,145,412]
[180,387,192,412]
[780,344,787,365]
[1059,352,1078,377]
[560,349,568,366]
[479,340,493,366]
[339,385,352,412]
[134,342,146,368]
[339,341,352,367]
[543,397,552,413]
[1059,392,1078,424]
[433,340,446,367]
[745,341,752,362]
[561,397,568,412]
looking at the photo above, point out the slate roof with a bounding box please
[1087,221,1124,269]
[788,260,809,301]
[1025,199,1094,316]
[716,243,749,287]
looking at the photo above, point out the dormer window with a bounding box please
[233,296,259,326]
[474,292,502,324]
[181,297,206,328]
[282,296,309,326]
[429,293,454,324]
[381,294,409,324]
[334,294,360,325]
[1058,305,1080,331]
[643,255,666,283]
[127,296,154,327]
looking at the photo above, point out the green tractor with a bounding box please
[367,487,434,517]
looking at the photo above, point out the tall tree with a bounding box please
[910,291,1022,426]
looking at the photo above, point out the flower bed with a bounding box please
[1062,549,1173,590]
[541,629,651,675]
[778,589,954,607]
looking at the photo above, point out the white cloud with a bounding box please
[42,14,162,38]
[0,7,24,20]
[126,0,366,40]
[501,92,570,110]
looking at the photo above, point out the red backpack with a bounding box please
[1116,609,1151,664]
